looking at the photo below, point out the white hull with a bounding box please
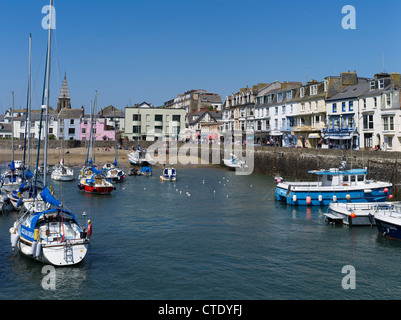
[223,159,247,169]
[326,202,386,225]
[15,238,89,266]
[51,173,74,181]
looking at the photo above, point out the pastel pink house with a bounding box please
[79,117,116,141]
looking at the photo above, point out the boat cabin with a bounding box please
[309,168,367,187]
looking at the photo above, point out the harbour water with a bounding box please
[1,165,401,300]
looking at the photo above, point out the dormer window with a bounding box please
[379,79,384,89]
[286,90,292,100]
[300,87,305,98]
[277,92,283,102]
[370,81,376,90]
[310,85,317,95]
[324,80,329,92]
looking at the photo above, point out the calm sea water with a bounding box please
[1,165,401,300]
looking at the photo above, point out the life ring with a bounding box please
[343,183,349,186]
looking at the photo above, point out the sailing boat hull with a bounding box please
[78,184,114,194]
[15,237,89,266]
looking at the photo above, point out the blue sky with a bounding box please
[0,0,400,113]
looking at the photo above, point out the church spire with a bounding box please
[57,73,71,112]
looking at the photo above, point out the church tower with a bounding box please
[57,73,71,112]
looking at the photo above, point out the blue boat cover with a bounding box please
[40,187,62,208]
[9,161,15,171]
[141,166,152,173]
[25,169,34,179]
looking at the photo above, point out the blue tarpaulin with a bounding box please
[40,187,62,208]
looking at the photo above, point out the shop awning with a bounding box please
[308,133,321,139]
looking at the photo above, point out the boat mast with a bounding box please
[11,90,14,162]
[43,0,53,186]
[27,33,32,169]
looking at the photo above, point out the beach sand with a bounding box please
[0,147,219,169]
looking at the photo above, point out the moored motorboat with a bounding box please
[128,147,156,166]
[160,167,177,182]
[325,202,388,226]
[223,154,247,170]
[374,203,401,241]
[275,162,392,206]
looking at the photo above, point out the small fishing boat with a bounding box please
[160,167,177,182]
[129,166,152,176]
[275,162,392,206]
[128,147,156,166]
[51,160,74,181]
[325,202,386,226]
[9,187,91,266]
[374,203,401,241]
[223,154,247,170]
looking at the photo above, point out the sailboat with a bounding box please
[51,158,74,181]
[1,92,25,193]
[78,92,114,194]
[102,115,125,182]
[10,3,91,265]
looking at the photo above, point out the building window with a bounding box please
[363,99,366,109]
[155,114,163,122]
[300,87,305,98]
[332,103,337,113]
[349,101,354,111]
[277,92,283,102]
[383,116,394,131]
[82,128,86,134]
[133,126,141,133]
[370,81,376,90]
[324,80,328,92]
[275,107,278,115]
[282,105,286,114]
[386,93,391,107]
[68,128,75,135]
[133,114,141,121]
[342,102,346,112]
[172,115,181,121]
[379,79,384,89]
[363,115,374,130]
[286,91,292,100]
[49,128,53,134]
[70,119,74,125]
[374,97,378,108]
[310,85,317,95]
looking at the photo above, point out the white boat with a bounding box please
[9,187,90,266]
[51,160,74,181]
[128,147,156,166]
[223,154,247,170]
[325,202,388,226]
[1,168,24,192]
[275,162,392,206]
[160,167,177,182]
[14,160,23,170]
[103,162,125,182]
[374,203,401,241]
